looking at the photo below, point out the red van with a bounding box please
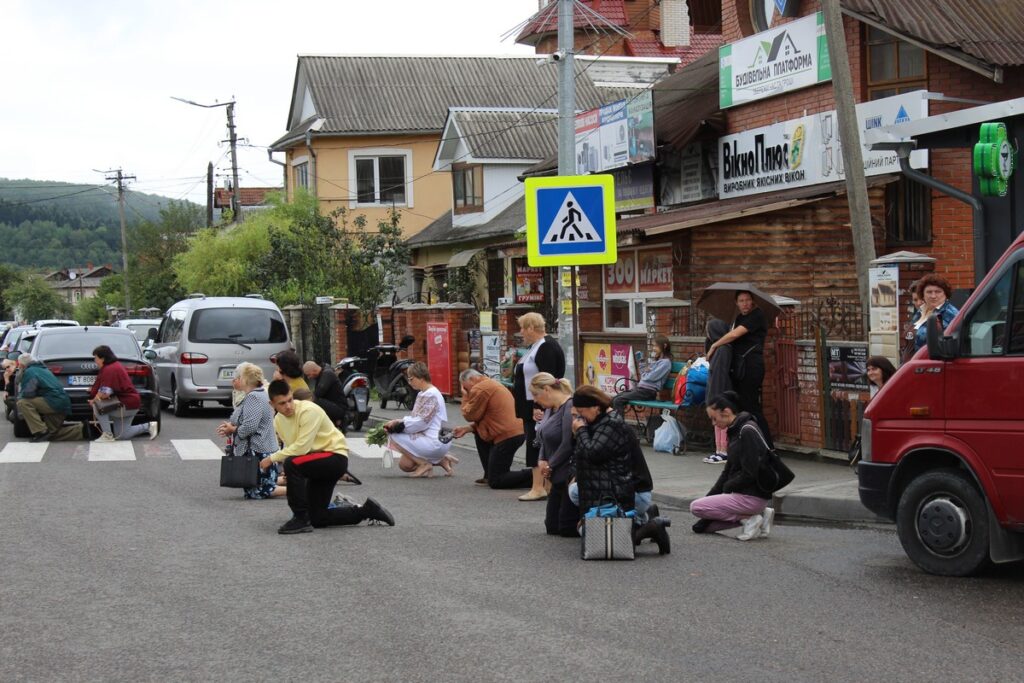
[858,231,1024,576]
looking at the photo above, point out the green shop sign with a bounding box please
[973,122,1016,197]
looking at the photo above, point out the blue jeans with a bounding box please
[568,482,653,523]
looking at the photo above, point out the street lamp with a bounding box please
[171,96,241,222]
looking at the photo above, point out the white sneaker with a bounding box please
[149,421,159,440]
[760,507,775,538]
[737,514,764,541]
[94,432,116,443]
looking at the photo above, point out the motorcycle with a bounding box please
[334,356,371,432]
[366,335,417,410]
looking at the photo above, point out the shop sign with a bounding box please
[719,12,830,109]
[613,164,654,212]
[826,343,868,391]
[575,90,656,174]
[604,252,636,294]
[718,91,929,199]
[426,322,452,395]
[637,248,673,292]
[514,264,545,303]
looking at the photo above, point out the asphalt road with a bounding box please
[2,407,1023,682]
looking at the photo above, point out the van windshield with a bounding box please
[188,308,287,344]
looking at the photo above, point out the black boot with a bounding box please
[646,504,660,520]
[651,518,671,555]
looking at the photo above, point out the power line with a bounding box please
[0,186,107,206]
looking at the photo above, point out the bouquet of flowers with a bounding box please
[365,424,389,447]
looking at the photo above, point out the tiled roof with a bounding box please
[213,187,281,208]
[625,31,722,67]
[406,197,525,248]
[516,0,628,44]
[272,56,636,147]
[450,110,558,161]
[842,0,1024,66]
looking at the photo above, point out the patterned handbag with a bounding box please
[581,500,635,561]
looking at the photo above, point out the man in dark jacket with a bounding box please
[303,361,347,429]
[16,354,84,442]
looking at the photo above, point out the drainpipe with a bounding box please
[304,129,318,198]
[267,149,287,193]
[896,148,986,285]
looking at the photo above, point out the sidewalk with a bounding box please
[366,404,887,525]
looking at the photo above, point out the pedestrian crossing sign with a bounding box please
[525,174,616,267]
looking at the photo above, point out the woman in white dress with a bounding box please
[384,362,454,478]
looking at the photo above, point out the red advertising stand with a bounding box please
[425,321,452,395]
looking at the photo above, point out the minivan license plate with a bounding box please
[68,375,95,386]
[218,367,236,381]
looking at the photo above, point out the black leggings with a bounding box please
[545,480,580,537]
[283,452,365,527]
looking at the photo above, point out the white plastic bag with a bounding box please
[652,419,682,453]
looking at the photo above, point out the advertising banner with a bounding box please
[604,252,636,294]
[575,90,655,174]
[582,342,634,395]
[637,248,673,292]
[826,343,869,391]
[426,322,451,395]
[717,91,929,199]
[514,264,545,303]
[719,12,831,108]
[613,164,655,212]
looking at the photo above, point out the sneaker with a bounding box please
[760,507,775,538]
[702,453,727,464]
[148,421,159,440]
[94,432,116,443]
[737,514,764,541]
[361,497,395,526]
[277,516,313,535]
[29,432,50,443]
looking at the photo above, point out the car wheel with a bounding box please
[13,418,31,438]
[896,468,991,577]
[171,382,189,417]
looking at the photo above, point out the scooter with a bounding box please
[334,357,371,432]
[366,335,417,410]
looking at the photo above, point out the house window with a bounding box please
[602,247,673,331]
[885,177,931,245]
[294,162,309,190]
[354,154,408,206]
[866,26,926,100]
[452,164,483,213]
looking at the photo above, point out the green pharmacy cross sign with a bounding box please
[973,121,1016,197]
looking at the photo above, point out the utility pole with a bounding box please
[556,0,578,386]
[206,162,214,227]
[822,0,876,310]
[171,96,242,223]
[103,168,135,315]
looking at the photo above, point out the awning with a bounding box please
[652,49,724,151]
[621,175,899,237]
[448,247,487,268]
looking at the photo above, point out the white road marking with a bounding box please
[0,442,48,463]
[88,442,136,462]
[172,439,224,461]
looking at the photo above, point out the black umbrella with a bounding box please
[695,282,783,324]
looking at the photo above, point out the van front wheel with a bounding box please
[896,469,990,577]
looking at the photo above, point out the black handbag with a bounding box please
[743,425,796,493]
[220,449,260,488]
[94,397,123,415]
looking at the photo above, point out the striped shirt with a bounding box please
[231,388,278,455]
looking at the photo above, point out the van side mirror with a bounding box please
[6,351,19,361]
[926,314,958,360]
[143,349,157,361]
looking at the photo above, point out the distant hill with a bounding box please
[0,178,200,270]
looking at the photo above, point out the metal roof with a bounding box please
[842,0,1024,69]
[272,55,654,148]
[406,197,525,249]
[449,110,558,161]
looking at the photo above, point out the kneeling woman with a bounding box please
[690,391,775,540]
[384,362,454,477]
[531,372,578,537]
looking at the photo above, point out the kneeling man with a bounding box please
[261,380,394,535]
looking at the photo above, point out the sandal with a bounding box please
[702,453,727,464]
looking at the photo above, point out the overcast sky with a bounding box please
[0,0,538,209]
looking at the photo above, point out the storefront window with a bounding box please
[602,246,673,331]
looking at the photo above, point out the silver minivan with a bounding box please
[145,295,290,415]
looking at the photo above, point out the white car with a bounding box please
[112,318,163,344]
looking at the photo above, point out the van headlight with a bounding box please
[860,418,871,462]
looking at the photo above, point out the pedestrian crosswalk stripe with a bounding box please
[346,438,390,460]
[172,439,224,461]
[88,442,136,462]
[0,442,48,463]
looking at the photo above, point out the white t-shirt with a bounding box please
[520,337,545,400]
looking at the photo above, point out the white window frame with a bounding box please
[602,246,673,332]
[347,148,414,208]
[291,155,309,191]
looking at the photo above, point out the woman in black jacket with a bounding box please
[690,391,775,541]
[513,312,565,501]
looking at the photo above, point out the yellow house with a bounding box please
[269,54,676,240]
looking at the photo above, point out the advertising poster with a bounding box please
[582,342,633,395]
[719,12,831,108]
[613,164,655,212]
[826,343,868,391]
[627,90,655,164]
[425,321,452,395]
[599,100,629,170]
[611,343,637,381]
[514,264,545,303]
[637,248,673,292]
[574,108,602,174]
[574,90,655,174]
[604,252,636,294]
[869,266,899,333]
[481,332,501,373]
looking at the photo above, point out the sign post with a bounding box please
[525,174,617,385]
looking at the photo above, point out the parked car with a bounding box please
[145,295,291,415]
[33,319,80,328]
[112,318,162,345]
[859,230,1024,576]
[1,324,34,354]
[6,326,160,438]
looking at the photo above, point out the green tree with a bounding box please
[4,275,73,321]
[73,274,126,325]
[129,200,204,310]
[0,264,22,319]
